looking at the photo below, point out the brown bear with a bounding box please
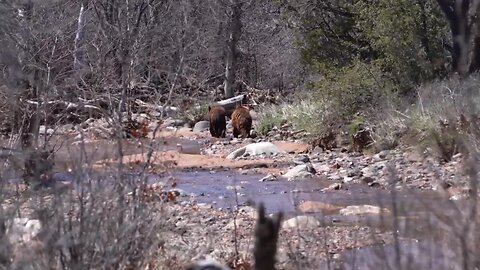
[208,105,227,138]
[231,105,252,138]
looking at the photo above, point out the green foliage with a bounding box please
[256,111,284,136]
[290,1,368,71]
[285,0,449,111]
[185,104,209,124]
[349,114,366,138]
[313,60,395,119]
[355,0,448,90]
[280,100,329,134]
[256,100,333,136]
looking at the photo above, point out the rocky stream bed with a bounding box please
[2,116,477,269]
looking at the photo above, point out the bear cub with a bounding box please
[231,105,252,138]
[208,105,227,138]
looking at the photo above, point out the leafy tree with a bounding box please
[436,0,480,76]
[282,0,448,86]
[356,0,449,90]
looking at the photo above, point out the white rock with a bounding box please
[321,183,343,192]
[283,215,320,229]
[39,125,54,135]
[189,256,231,270]
[339,205,390,216]
[226,185,243,190]
[283,164,316,180]
[193,121,210,132]
[226,142,286,159]
[259,174,277,182]
[7,218,42,243]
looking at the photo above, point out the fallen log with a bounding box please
[210,94,246,117]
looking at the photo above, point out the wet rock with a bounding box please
[171,188,189,197]
[298,201,341,214]
[164,118,187,128]
[321,183,343,192]
[339,205,390,216]
[368,181,381,187]
[329,174,342,181]
[283,215,320,229]
[283,164,316,180]
[259,174,277,182]
[241,163,269,169]
[362,176,375,184]
[226,142,286,159]
[178,141,202,154]
[193,121,210,132]
[7,218,42,243]
[293,154,310,165]
[226,185,243,191]
[347,169,362,178]
[343,176,355,183]
[375,150,390,160]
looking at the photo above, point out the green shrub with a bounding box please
[184,104,209,124]
[312,61,397,120]
[256,99,333,137]
[256,111,284,136]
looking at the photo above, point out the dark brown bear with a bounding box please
[208,105,227,138]
[231,105,252,138]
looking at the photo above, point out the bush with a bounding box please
[256,110,284,136]
[184,104,210,126]
[287,0,448,96]
[256,99,333,137]
[394,74,480,160]
[312,61,396,120]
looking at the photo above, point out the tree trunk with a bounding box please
[224,0,243,98]
[469,1,480,72]
[74,0,89,76]
[17,1,39,150]
[437,0,471,76]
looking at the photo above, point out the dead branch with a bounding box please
[254,203,283,270]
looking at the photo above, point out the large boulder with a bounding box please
[226,142,286,159]
[193,121,210,132]
[282,164,317,180]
